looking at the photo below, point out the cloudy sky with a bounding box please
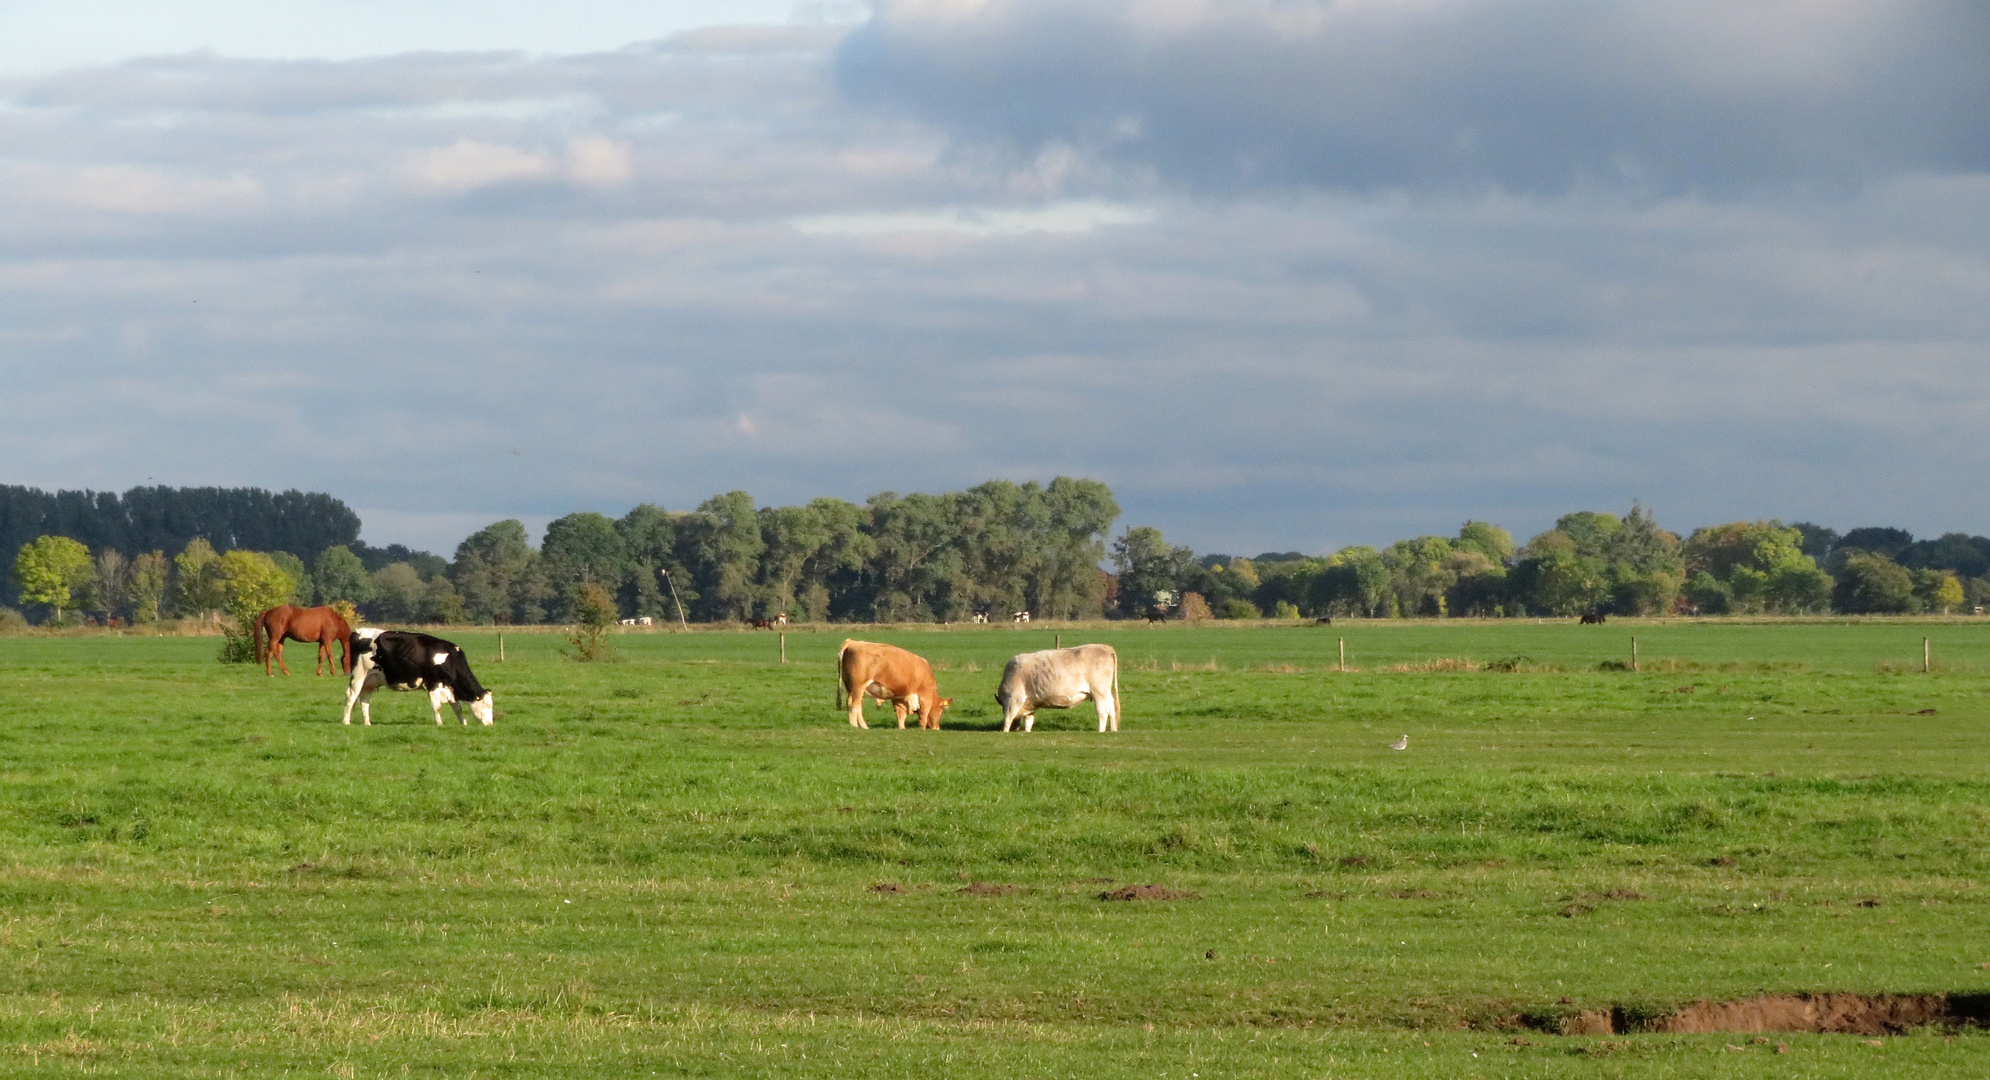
[3,0,1986,556]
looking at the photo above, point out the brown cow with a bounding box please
[837,639,952,729]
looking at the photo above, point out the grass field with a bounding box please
[5,618,1990,1077]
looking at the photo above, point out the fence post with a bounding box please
[1055,633,1061,649]
[499,631,505,663]
[1925,637,1931,673]
[781,632,787,664]
[1632,636,1639,673]
[1339,637,1346,672]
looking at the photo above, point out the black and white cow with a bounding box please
[341,628,495,726]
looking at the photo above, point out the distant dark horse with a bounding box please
[255,605,355,676]
[1579,611,1608,625]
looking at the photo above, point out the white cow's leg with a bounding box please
[359,693,373,726]
[341,667,367,724]
[1022,712,1036,733]
[429,687,449,725]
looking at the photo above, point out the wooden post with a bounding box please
[1339,637,1346,672]
[1925,637,1931,673]
[1632,636,1638,672]
[1055,633,1061,649]
[780,632,787,664]
[499,631,505,663]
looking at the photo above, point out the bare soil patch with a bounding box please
[1520,993,1990,1036]
[958,882,1024,897]
[867,882,907,894]
[1098,884,1197,902]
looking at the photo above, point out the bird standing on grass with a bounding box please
[1389,735,1409,751]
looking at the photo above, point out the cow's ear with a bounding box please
[938,698,953,706]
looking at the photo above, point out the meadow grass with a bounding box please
[4,618,1990,1076]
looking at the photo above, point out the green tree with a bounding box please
[684,491,766,622]
[1833,552,1915,614]
[1683,571,1732,614]
[267,551,310,605]
[173,539,227,619]
[313,545,374,608]
[615,504,687,621]
[127,551,169,623]
[1914,569,1964,614]
[13,535,94,622]
[451,520,544,624]
[1382,536,1455,616]
[368,563,426,623]
[420,576,468,624]
[1309,546,1389,617]
[757,501,871,622]
[542,512,628,587]
[1110,526,1198,617]
[1764,562,1833,614]
[1442,550,1509,616]
[1454,521,1516,564]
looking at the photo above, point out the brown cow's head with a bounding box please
[923,697,954,729]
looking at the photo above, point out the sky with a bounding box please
[2,0,1987,557]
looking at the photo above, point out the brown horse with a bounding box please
[255,605,355,676]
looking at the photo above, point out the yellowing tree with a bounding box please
[13,535,94,623]
[216,550,295,663]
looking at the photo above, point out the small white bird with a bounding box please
[1389,734,1409,751]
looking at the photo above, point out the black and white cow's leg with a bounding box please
[341,658,379,725]
[428,686,451,726]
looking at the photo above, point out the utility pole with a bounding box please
[660,568,690,632]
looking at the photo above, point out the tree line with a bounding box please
[1112,513,1985,620]
[0,485,361,610]
[6,479,1122,627]
[8,480,1989,627]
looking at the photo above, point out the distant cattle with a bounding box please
[1579,612,1608,625]
[1013,611,1031,624]
[838,640,951,729]
[1144,608,1170,624]
[748,617,776,630]
[342,629,495,726]
[775,613,788,627]
[971,613,989,624]
[996,644,1120,733]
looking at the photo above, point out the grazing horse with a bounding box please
[255,605,355,676]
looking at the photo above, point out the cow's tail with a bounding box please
[1112,649,1122,729]
[835,639,855,709]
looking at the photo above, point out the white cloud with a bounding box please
[564,135,634,187]
[396,138,555,192]
[791,198,1153,235]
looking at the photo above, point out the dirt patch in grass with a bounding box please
[868,882,907,894]
[1517,994,1990,1036]
[1098,884,1197,902]
[958,882,1025,897]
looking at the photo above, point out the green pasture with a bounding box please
[4,618,1990,1077]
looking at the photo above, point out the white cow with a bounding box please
[996,643,1120,732]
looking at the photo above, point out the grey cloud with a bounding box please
[837,0,1990,196]
[0,26,1987,558]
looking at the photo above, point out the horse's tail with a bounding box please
[253,609,269,664]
